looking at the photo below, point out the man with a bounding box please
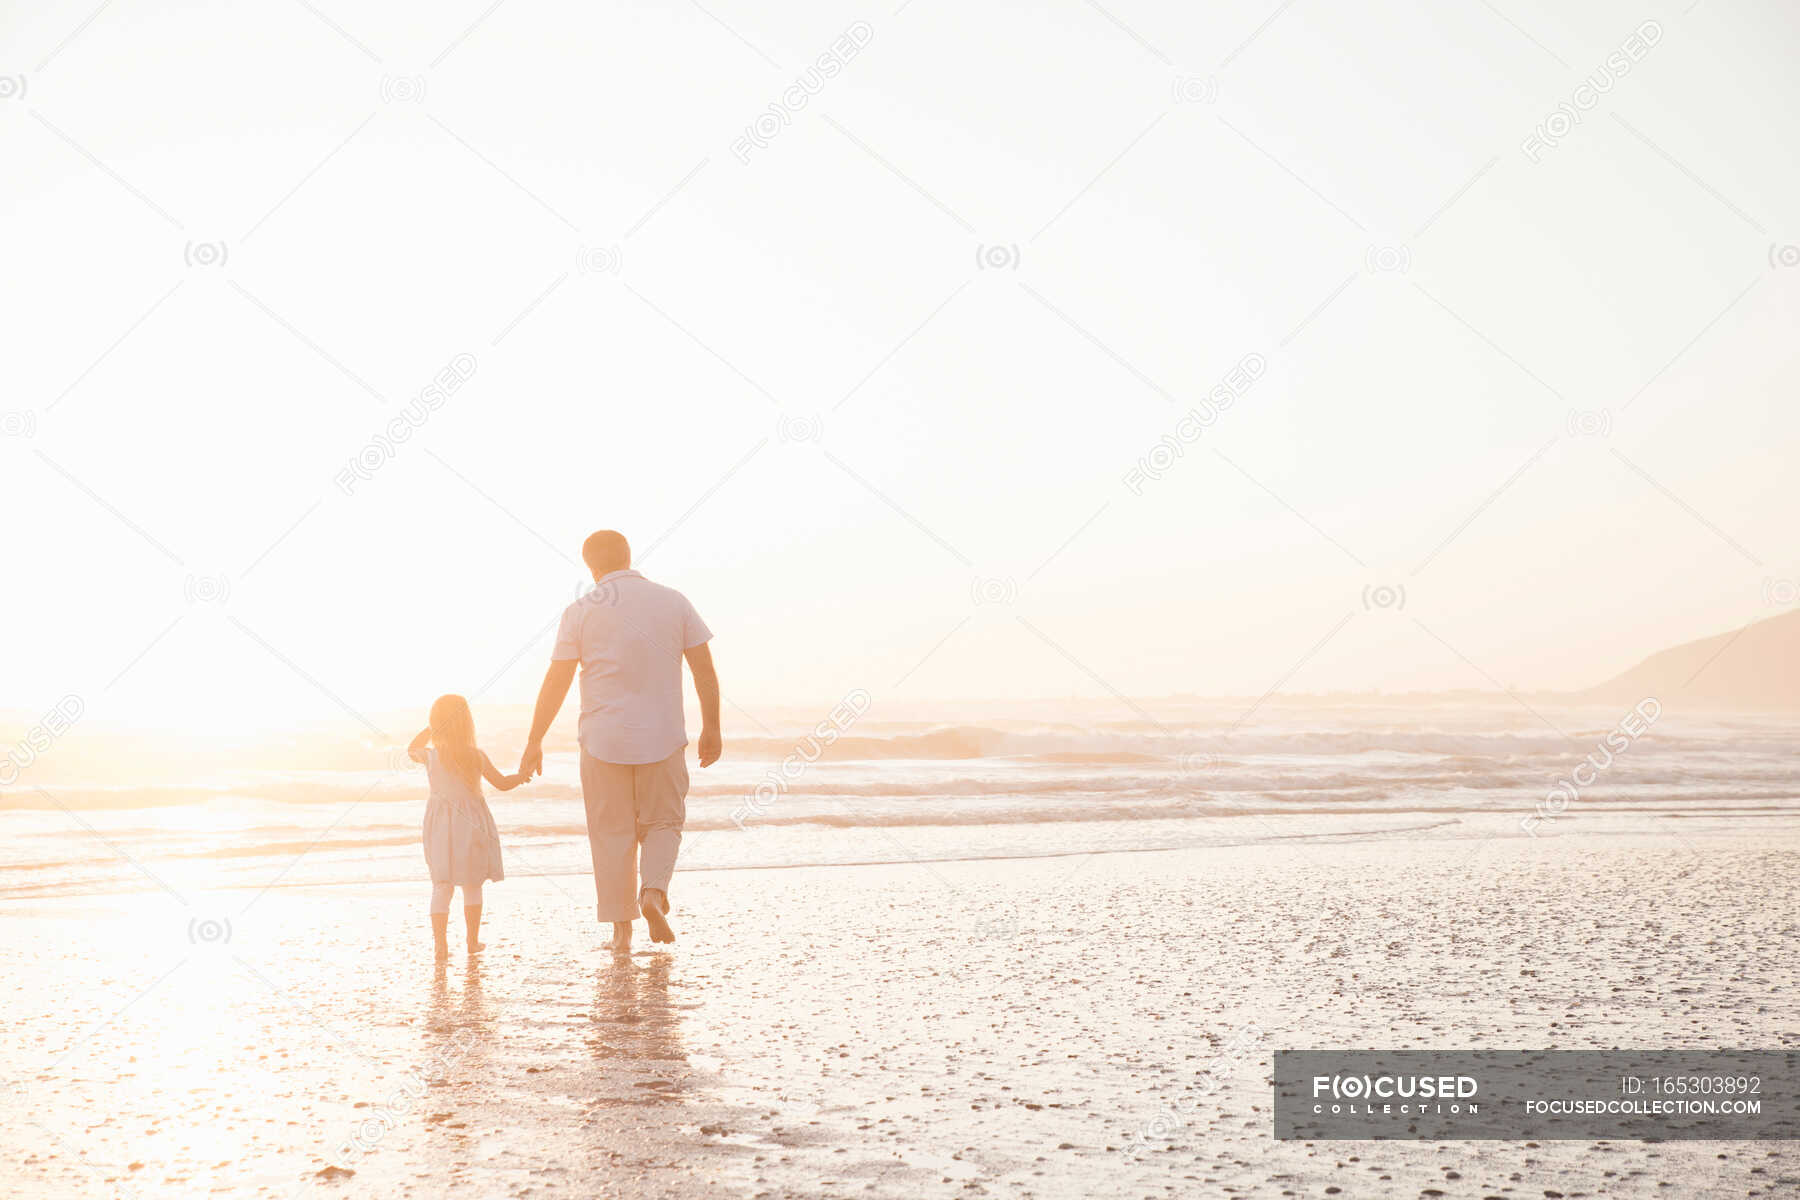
[520,530,720,952]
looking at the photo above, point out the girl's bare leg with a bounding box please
[464,905,484,953]
[431,913,450,962]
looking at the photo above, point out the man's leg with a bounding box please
[635,749,688,944]
[581,752,640,950]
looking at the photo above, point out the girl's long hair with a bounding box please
[428,694,482,791]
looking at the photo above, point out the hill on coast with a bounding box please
[1582,608,1800,710]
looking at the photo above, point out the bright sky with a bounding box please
[4,0,1797,736]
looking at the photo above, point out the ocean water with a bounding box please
[3,701,1796,900]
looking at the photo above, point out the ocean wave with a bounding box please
[720,724,1800,762]
[9,762,1797,812]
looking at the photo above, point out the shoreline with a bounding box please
[0,808,1775,905]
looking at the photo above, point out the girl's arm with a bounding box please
[406,726,431,765]
[480,751,529,792]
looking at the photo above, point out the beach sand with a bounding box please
[4,829,1797,1198]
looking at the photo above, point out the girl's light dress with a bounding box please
[422,749,505,888]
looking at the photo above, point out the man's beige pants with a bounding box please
[580,748,688,923]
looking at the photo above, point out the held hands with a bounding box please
[519,741,544,780]
[696,727,722,768]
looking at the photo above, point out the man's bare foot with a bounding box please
[640,889,675,944]
[606,920,633,955]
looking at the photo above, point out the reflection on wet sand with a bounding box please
[588,954,688,1101]
[428,958,495,1048]
[412,959,496,1188]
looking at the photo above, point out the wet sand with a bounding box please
[4,829,1798,1197]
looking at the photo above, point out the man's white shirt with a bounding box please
[552,570,712,764]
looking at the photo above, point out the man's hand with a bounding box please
[684,644,721,768]
[696,727,721,768]
[523,660,576,779]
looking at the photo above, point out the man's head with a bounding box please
[581,530,631,579]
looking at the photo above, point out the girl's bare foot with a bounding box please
[432,913,450,961]
[640,889,675,944]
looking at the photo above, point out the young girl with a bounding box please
[408,695,526,960]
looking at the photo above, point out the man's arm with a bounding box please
[520,659,577,778]
[685,642,721,767]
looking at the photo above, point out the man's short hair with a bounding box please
[581,530,631,575]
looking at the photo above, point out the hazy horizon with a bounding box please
[6,0,1797,737]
